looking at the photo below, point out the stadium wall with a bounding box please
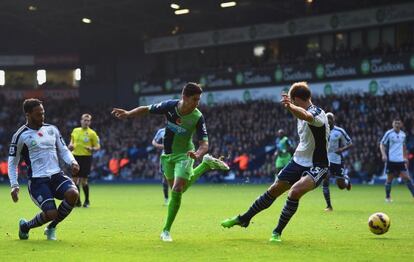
[139,74,414,105]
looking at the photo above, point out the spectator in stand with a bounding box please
[233,152,249,176]
[109,152,120,177]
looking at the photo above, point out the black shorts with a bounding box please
[28,172,76,212]
[329,163,345,178]
[385,161,407,176]
[276,160,328,187]
[74,155,92,178]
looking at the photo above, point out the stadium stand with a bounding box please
[1,91,413,183]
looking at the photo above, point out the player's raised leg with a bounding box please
[183,154,229,192]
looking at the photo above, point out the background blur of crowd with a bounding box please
[0,90,413,184]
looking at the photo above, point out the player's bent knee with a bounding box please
[45,210,58,221]
[288,187,304,200]
[65,188,80,204]
[81,178,88,186]
[268,182,278,192]
[172,185,184,192]
[268,181,289,197]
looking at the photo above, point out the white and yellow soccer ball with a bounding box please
[368,212,390,235]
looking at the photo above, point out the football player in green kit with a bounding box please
[274,129,293,175]
[112,82,229,242]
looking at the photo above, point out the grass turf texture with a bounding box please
[0,184,413,261]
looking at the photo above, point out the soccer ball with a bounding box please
[368,212,390,235]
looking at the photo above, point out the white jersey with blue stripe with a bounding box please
[293,105,330,167]
[380,129,406,162]
[8,124,76,187]
[328,126,352,164]
[153,128,165,154]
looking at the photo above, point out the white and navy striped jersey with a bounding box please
[153,128,165,154]
[380,129,406,162]
[293,105,330,167]
[153,128,165,144]
[8,124,77,187]
[328,126,352,165]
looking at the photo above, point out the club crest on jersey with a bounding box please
[181,119,195,126]
[37,195,43,203]
[167,121,187,134]
[176,118,182,125]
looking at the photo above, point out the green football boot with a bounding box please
[269,232,282,243]
[221,215,249,228]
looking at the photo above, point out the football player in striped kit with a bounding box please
[380,118,414,202]
[8,98,80,241]
[322,112,353,212]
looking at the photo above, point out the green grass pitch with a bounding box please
[0,184,413,261]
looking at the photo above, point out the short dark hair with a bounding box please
[393,118,402,122]
[289,82,311,101]
[182,82,203,97]
[23,98,43,113]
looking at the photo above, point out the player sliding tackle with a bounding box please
[221,82,330,242]
[112,82,229,242]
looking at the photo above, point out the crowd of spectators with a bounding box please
[0,90,414,184]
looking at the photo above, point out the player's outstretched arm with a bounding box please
[111,106,149,119]
[280,94,313,122]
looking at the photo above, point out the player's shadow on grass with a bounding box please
[14,239,90,248]
[220,238,277,245]
[366,237,397,241]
